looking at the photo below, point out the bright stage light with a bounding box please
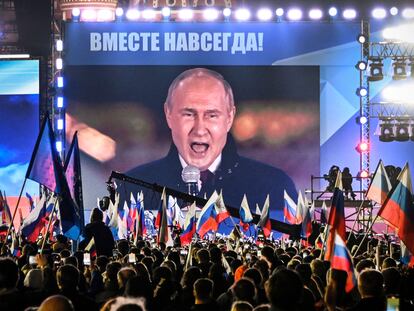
[382,82,414,103]
[343,9,357,20]
[142,9,156,20]
[223,8,231,18]
[309,9,323,20]
[178,8,194,20]
[81,9,97,21]
[56,58,63,70]
[275,8,284,17]
[115,7,124,17]
[356,142,369,153]
[402,8,414,19]
[56,40,63,52]
[203,8,219,21]
[372,8,387,19]
[328,7,338,17]
[356,61,367,71]
[390,7,399,16]
[357,34,367,44]
[57,119,64,130]
[97,9,113,21]
[57,97,64,108]
[358,116,368,125]
[126,9,140,20]
[357,87,368,97]
[287,8,302,21]
[359,170,369,178]
[383,24,414,43]
[57,77,64,88]
[56,141,63,152]
[257,8,272,21]
[235,8,251,21]
[161,7,171,18]
[72,8,80,17]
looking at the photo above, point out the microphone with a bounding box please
[182,165,200,196]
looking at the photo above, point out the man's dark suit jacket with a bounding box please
[118,135,297,232]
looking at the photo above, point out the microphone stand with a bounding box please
[108,171,301,236]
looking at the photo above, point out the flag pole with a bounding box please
[2,179,27,248]
[352,214,380,256]
[349,199,368,234]
[40,196,59,253]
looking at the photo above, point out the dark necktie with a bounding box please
[200,170,214,186]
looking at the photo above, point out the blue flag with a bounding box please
[64,131,85,233]
[26,114,80,240]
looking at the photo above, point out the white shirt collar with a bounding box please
[179,154,222,174]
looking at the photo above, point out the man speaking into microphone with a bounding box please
[120,68,297,224]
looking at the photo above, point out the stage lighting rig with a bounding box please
[368,58,384,81]
[392,58,407,80]
[395,121,410,141]
[379,118,395,142]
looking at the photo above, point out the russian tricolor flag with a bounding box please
[239,194,253,232]
[258,195,271,237]
[21,194,47,242]
[378,163,414,255]
[330,232,357,293]
[283,190,297,224]
[366,160,392,205]
[181,202,196,245]
[215,191,230,224]
[196,191,218,239]
[135,191,147,238]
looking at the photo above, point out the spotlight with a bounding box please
[115,7,124,17]
[81,9,97,21]
[402,8,414,19]
[357,34,367,44]
[328,7,338,17]
[57,119,64,130]
[343,9,357,19]
[309,8,323,20]
[56,58,63,70]
[126,9,140,20]
[356,61,367,71]
[355,142,369,153]
[235,8,251,21]
[379,119,395,142]
[142,9,156,20]
[72,8,80,18]
[392,58,407,80]
[223,8,232,18]
[56,141,63,152]
[287,8,302,20]
[395,122,410,141]
[178,8,194,20]
[390,7,399,16]
[161,7,171,18]
[203,8,219,21]
[357,116,368,125]
[359,170,369,178]
[56,40,63,52]
[356,87,368,97]
[57,97,64,108]
[275,8,284,17]
[368,58,384,82]
[57,77,64,88]
[257,8,273,21]
[372,8,387,19]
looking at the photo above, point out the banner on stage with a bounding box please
[65,22,360,65]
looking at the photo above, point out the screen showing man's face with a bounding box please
[165,75,235,171]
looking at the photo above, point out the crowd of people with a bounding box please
[1,215,414,311]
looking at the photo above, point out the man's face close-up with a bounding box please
[165,75,235,171]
